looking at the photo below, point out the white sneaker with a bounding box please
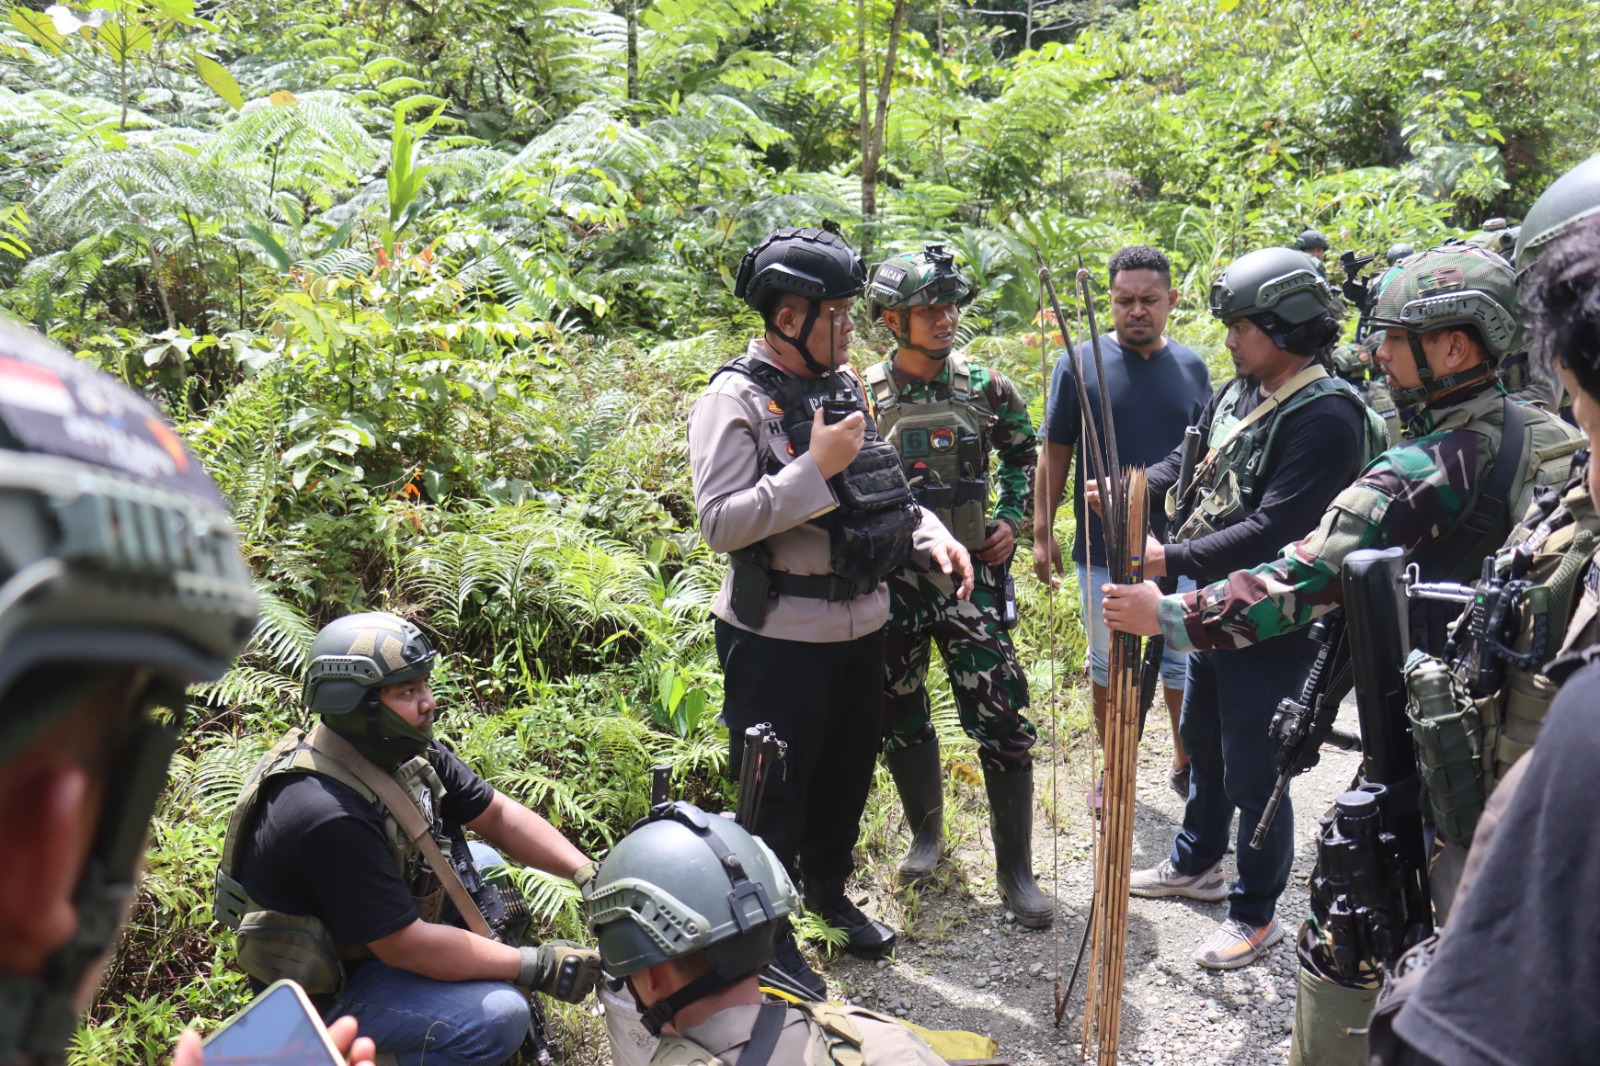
[1128,859,1228,901]
[1194,916,1285,970]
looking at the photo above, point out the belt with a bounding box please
[768,570,878,602]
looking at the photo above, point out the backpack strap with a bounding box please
[1422,397,1526,583]
[303,725,495,939]
[947,352,973,404]
[794,1001,867,1066]
[1205,363,1329,458]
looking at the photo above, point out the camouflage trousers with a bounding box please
[882,561,1036,772]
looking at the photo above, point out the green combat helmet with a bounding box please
[1367,245,1525,409]
[588,801,797,1035]
[0,323,257,1061]
[1513,151,1600,272]
[1209,247,1344,355]
[865,243,974,360]
[303,612,438,768]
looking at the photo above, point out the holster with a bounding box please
[729,545,774,628]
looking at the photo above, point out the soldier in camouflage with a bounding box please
[861,245,1049,928]
[1330,333,1403,446]
[1103,246,1579,657]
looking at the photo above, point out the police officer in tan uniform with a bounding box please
[688,226,973,997]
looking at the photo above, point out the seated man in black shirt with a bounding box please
[217,612,603,1066]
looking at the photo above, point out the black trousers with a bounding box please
[715,618,886,889]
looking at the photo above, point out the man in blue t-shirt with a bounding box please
[1032,245,1213,801]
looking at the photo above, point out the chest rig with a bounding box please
[713,355,920,627]
[1403,471,1600,848]
[862,354,991,549]
[1169,367,1387,541]
[214,724,454,993]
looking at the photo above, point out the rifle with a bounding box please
[1136,425,1203,734]
[1326,548,1433,973]
[1250,612,1360,849]
[448,835,554,1065]
[734,723,786,832]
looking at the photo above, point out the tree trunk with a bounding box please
[859,0,907,260]
[626,0,640,111]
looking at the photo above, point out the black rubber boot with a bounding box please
[984,766,1055,929]
[769,917,828,1000]
[886,739,945,887]
[804,881,897,959]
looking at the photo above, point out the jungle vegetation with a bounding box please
[1,0,1596,1057]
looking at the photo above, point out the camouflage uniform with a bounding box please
[878,359,1038,771]
[1157,384,1580,654]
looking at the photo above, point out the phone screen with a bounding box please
[202,981,342,1065]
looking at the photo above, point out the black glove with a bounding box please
[517,941,602,1002]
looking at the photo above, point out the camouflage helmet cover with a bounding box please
[1513,151,1600,272]
[1367,245,1525,359]
[303,611,437,717]
[865,243,974,320]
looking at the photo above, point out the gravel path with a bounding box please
[818,700,1363,1066]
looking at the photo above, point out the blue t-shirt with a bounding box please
[1045,336,1212,565]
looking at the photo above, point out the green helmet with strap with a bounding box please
[1208,247,1344,355]
[866,244,973,361]
[588,801,797,1035]
[0,323,257,1061]
[1295,228,1329,253]
[1368,245,1524,409]
[1386,242,1417,265]
[1513,152,1600,273]
[303,612,438,768]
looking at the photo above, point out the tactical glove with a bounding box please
[572,860,597,896]
[517,941,602,1003]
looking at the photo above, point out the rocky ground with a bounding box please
[816,702,1364,1066]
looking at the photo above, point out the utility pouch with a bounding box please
[729,546,773,628]
[828,438,919,581]
[950,478,989,547]
[235,910,345,996]
[956,432,984,473]
[1404,652,1486,847]
[912,479,956,511]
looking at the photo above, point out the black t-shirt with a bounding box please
[235,742,496,949]
[1144,377,1369,585]
[1392,659,1600,1066]
[1045,337,1213,565]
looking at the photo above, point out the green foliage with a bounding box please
[1,0,1595,1058]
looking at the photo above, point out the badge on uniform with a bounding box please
[930,428,956,452]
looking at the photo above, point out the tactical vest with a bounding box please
[1359,379,1403,449]
[651,1000,872,1066]
[862,354,991,549]
[1404,475,1600,848]
[712,355,920,622]
[213,725,451,994]
[1170,367,1389,540]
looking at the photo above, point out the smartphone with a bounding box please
[202,979,343,1065]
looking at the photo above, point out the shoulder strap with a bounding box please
[1421,397,1527,582]
[1207,363,1329,458]
[863,359,899,414]
[946,352,973,403]
[218,728,308,879]
[715,353,790,398]
[650,1035,726,1066]
[304,725,495,939]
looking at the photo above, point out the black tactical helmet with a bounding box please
[1209,247,1344,355]
[1295,228,1329,252]
[735,227,866,376]
[589,801,797,1034]
[1513,152,1600,273]
[1386,242,1417,265]
[0,323,257,1060]
[303,612,438,766]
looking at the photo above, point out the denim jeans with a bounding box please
[326,842,530,1066]
[1169,630,1319,927]
[1077,563,1195,689]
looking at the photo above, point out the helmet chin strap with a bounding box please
[890,309,953,361]
[772,301,832,376]
[1392,331,1494,410]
